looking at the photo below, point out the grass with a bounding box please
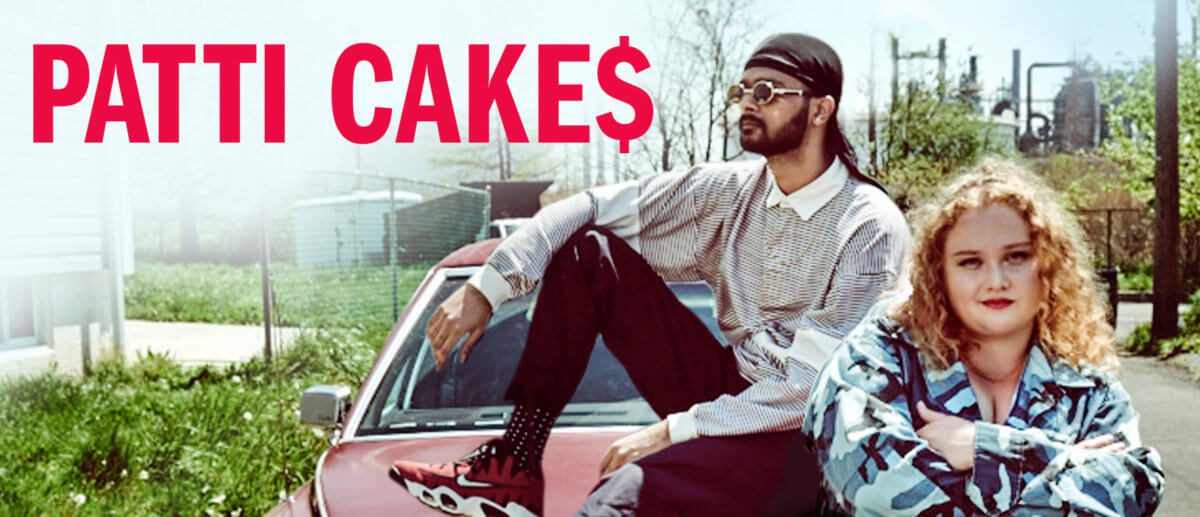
[0,329,383,515]
[125,262,430,332]
[0,260,429,514]
[125,263,263,325]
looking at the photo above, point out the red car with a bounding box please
[266,239,722,516]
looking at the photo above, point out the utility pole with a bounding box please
[1012,49,1022,146]
[890,35,949,103]
[1152,0,1181,342]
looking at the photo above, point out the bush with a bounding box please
[1184,289,1200,334]
[1122,288,1200,357]
[1123,323,1155,356]
[0,326,379,515]
[1118,270,1153,293]
[1159,334,1200,357]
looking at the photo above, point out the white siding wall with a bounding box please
[0,3,129,378]
[0,160,106,277]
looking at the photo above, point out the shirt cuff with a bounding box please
[973,421,1020,479]
[666,410,699,444]
[970,421,1031,511]
[467,264,512,312]
[760,327,841,372]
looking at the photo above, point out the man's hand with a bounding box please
[915,401,976,471]
[598,420,671,476]
[426,283,492,371]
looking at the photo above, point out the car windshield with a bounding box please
[357,274,723,436]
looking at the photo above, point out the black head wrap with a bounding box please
[745,33,885,191]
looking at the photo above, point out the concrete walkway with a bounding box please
[1111,302,1198,515]
[1119,355,1200,515]
[123,320,302,366]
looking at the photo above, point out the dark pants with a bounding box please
[505,225,820,516]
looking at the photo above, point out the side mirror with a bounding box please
[300,385,351,427]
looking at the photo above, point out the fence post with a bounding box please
[1106,209,1113,267]
[1097,267,1119,329]
[389,178,399,322]
[259,171,274,362]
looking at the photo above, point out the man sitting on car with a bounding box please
[391,33,911,516]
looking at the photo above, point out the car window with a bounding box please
[357,276,722,436]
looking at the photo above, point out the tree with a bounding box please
[626,0,759,177]
[1099,52,1200,292]
[427,118,561,183]
[872,76,1007,210]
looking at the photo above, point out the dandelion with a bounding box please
[243,411,253,421]
[70,492,86,506]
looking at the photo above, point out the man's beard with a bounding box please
[739,107,809,157]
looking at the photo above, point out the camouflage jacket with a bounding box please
[802,300,1164,516]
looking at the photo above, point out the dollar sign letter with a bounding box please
[596,36,653,154]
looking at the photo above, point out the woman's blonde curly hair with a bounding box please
[891,157,1119,372]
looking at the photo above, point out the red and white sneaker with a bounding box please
[390,438,544,517]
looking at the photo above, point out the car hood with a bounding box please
[316,429,632,516]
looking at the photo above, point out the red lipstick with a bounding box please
[982,298,1014,309]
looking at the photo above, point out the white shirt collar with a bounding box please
[764,158,849,221]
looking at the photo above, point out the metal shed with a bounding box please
[293,190,423,268]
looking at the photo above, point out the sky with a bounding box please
[3,0,1196,186]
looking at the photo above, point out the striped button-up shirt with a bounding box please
[469,158,910,442]
[803,298,1165,516]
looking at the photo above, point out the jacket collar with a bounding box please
[920,340,1097,420]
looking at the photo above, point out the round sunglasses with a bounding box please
[727,80,806,105]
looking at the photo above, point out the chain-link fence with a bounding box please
[1074,208,1154,271]
[267,171,489,343]
[129,168,491,357]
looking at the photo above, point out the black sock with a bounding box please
[502,405,555,472]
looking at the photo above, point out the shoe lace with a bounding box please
[459,440,500,472]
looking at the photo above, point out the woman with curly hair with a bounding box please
[802,158,1164,515]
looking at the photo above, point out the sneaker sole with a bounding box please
[389,466,538,517]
